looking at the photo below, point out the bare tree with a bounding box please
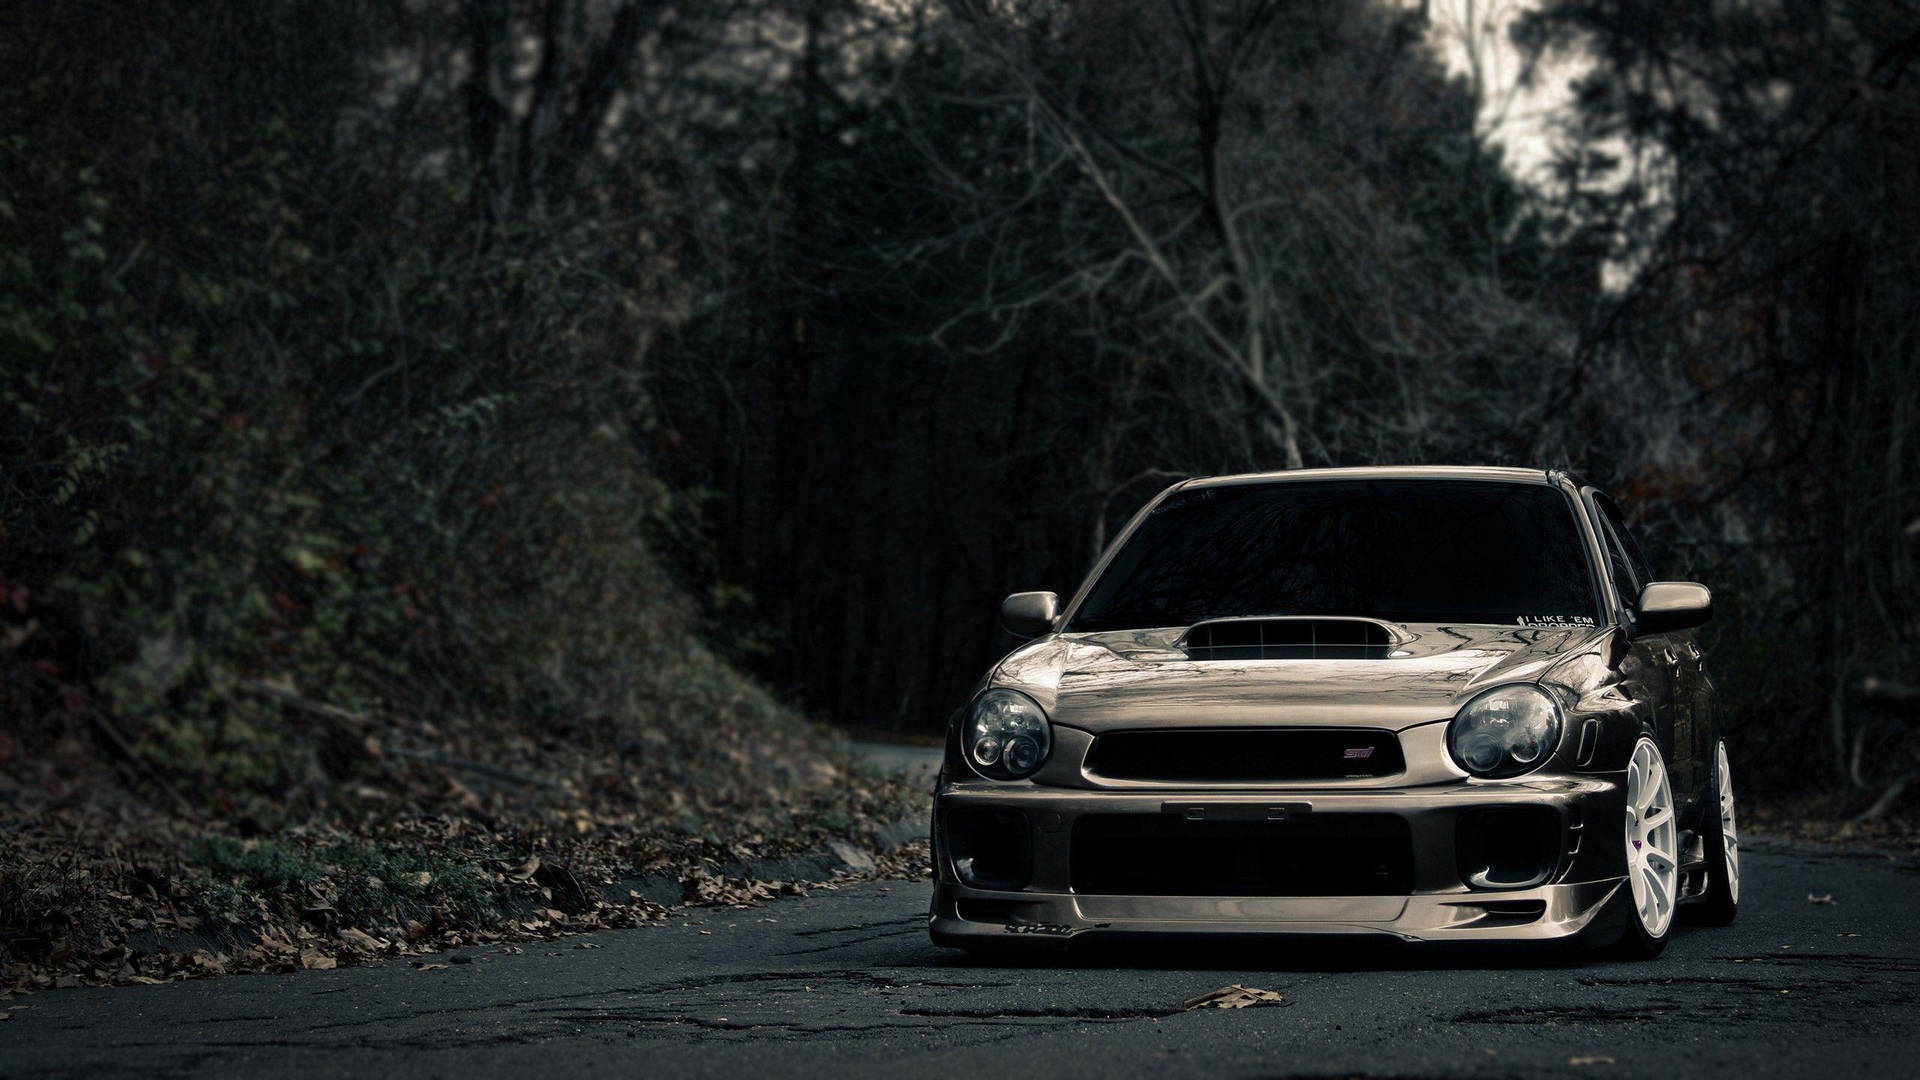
[464,0,660,224]
[928,0,1568,476]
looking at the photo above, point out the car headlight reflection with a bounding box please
[1447,684,1563,779]
[965,688,1051,780]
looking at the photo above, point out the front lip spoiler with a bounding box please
[929,878,1631,953]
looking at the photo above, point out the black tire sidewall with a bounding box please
[1693,738,1740,927]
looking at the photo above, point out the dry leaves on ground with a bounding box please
[0,727,923,992]
[1182,985,1286,1010]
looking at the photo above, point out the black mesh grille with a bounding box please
[1088,728,1405,783]
[942,807,1032,890]
[1071,813,1414,896]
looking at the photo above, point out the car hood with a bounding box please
[993,622,1604,733]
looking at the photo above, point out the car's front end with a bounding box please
[929,467,1706,954]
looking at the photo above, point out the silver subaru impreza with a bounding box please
[929,466,1738,959]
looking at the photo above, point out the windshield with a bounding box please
[1069,479,1600,632]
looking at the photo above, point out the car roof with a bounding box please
[1179,465,1556,490]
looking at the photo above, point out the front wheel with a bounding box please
[1691,739,1741,926]
[1610,735,1680,960]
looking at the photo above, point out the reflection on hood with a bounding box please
[993,623,1606,734]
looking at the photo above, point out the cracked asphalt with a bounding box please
[3,833,1917,1079]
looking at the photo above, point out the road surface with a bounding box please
[848,739,942,783]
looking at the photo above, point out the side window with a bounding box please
[1595,495,1656,585]
[1596,515,1640,611]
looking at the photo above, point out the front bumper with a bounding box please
[929,776,1631,951]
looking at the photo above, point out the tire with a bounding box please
[1692,739,1741,927]
[1610,735,1681,960]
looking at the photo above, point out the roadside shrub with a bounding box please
[0,4,784,824]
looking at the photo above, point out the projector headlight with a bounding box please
[1447,684,1564,779]
[965,688,1052,780]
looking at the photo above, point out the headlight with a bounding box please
[964,688,1052,780]
[1447,684,1563,779]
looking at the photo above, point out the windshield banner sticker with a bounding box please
[1515,615,1597,628]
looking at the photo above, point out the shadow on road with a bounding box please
[908,912,1761,973]
[922,938,1604,973]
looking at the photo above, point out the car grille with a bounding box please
[1070,813,1414,896]
[1086,728,1405,783]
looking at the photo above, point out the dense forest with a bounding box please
[3,0,1917,855]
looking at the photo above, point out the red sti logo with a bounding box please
[1342,747,1376,760]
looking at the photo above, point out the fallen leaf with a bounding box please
[1182,985,1285,1010]
[299,950,337,971]
[1807,893,1835,905]
[414,964,450,972]
[505,857,540,882]
[444,777,481,809]
[338,928,386,952]
[1569,1055,1616,1066]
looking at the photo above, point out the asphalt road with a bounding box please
[4,746,1916,1079]
[848,739,942,783]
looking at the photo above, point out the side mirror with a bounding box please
[1000,591,1060,639]
[1633,582,1712,635]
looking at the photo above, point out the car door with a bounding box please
[1680,635,1717,790]
[1600,496,1716,797]
[1591,494,1701,797]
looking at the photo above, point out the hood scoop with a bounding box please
[1181,617,1397,660]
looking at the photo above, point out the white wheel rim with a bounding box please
[1624,738,1679,937]
[1717,740,1740,904]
